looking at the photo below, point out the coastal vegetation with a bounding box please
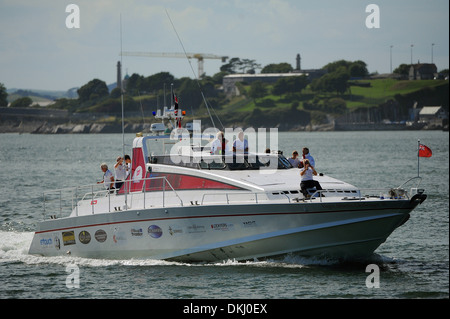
[1,58,448,130]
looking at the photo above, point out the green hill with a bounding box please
[46,77,448,130]
[200,78,448,128]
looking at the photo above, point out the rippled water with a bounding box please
[0,131,448,300]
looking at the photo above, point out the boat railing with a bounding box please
[42,176,183,220]
[200,191,292,205]
[397,176,423,191]
[42,178,420,219]
[307,186,413,203]
[201,185,414,205]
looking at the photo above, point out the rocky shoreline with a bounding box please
[0,119,153,134]
[1,107,447,133]
[0,119,446,134]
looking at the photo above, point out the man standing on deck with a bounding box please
[114,156,127,190]
[97,163,115,191]
[302,147,315,168]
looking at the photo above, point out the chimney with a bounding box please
[117,61,122,90]
[296,54,301,71]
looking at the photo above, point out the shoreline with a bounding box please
[0,119,446,134]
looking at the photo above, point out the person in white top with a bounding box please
[210,131,230,155]
[302,147,315,168]
[232,131,249,153]
[300,159,322,198]
[97,163,115,190]
[288,150,301,168]
[124,154,131,178]
[114,156,127,190]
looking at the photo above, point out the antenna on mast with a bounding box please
[164,8,223,130]
[119,13,128,208]
[120,14,125,157]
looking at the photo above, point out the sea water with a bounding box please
[0,131,448,300]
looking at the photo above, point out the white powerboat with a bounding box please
[28,119,427,262]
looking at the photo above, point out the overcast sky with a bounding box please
[1,0,448,91]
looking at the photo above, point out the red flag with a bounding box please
[173,93,181,128]
[173,93,178,112]
[419,144,432,157]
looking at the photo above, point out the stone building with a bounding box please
[409,63,438,80]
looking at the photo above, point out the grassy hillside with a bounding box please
[346,79,446,108]
[41,78,447,129]
[216,79,447,114]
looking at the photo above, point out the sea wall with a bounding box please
[1,107,446,133]
[0,107,152,133]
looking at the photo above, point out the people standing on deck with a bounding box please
[114,156,127,190]
[288,150,301,168]
[124,154,132,178]
[232,130,249,153]
[300,159,323,198]
[97,163,115,191]
[302,147,315,168]
[211,131,230,155]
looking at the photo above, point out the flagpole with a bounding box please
[417,139,420,177]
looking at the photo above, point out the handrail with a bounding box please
[42,179,419,220]
[308,187,412,203]
[42,176,184,219]
[201,191,291,205]
[397,176,422,189]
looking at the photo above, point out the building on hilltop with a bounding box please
[223,53,326,97]
[409,63,438,80]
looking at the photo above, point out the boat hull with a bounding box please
[28,197,421,262]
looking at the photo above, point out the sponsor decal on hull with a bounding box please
[148,225,163,238]
[131,228,143,237]
[211,223,234,231]
[78,231,91,244]
[94,229,107,243]
[168,225,183,236]
[62,231,76,246]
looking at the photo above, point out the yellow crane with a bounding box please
[120,51,228,77]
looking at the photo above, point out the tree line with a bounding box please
[3,57,423,114]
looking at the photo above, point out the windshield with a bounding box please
[197,153,292,170]
[144,136,292,170]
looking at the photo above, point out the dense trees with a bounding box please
[10,97,33,108]
[77,79,109,103]
[248,81,267,100]
[309,60,368,95]
[220,57,261,74]
[323,60,368,77]
[261,63,293,74]
[272,76,308,95]
[0,83,7,106]
[393,64,410,76]
[310,67,350,95]
[126,72,175,96]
